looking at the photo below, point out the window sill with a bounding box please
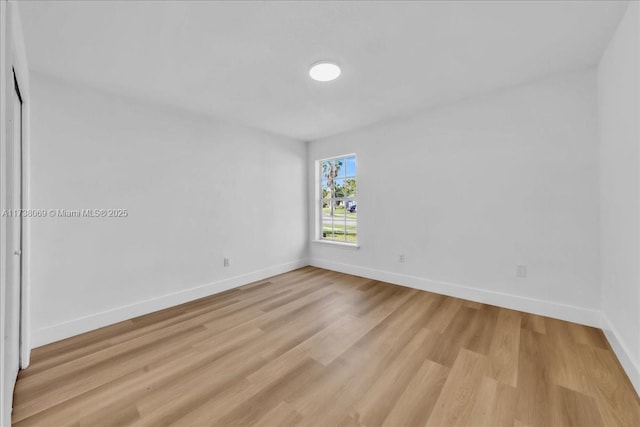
[312,240,360,249]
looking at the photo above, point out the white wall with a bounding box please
[29,72,308,346]
[308,69,601,326]
[598,2,640,394]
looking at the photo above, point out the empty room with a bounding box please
[1,0,639,425]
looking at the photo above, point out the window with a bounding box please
[319,155,357,244]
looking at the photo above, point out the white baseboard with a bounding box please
[31,258,309,347]
[600,312,640,396]
[310,258,602,327]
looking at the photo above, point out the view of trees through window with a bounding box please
[320,155,356,243]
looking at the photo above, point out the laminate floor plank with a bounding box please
[351,327,433,427]
[467,377,517,427]
[487,309,521,387]
[381,358,449,427]
[425,349,489,427]
[12,267,640,426]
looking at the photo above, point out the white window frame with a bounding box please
[314,153,358,248]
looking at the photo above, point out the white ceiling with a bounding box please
[19,1,628,141]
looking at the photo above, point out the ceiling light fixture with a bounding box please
[309,61,341,82]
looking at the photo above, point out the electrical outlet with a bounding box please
[399,254,405,263]
[516,265,527,278]
[224,258,230,267]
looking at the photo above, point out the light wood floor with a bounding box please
[12,267,640,426]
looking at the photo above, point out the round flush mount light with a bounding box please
[309,61,341,82]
